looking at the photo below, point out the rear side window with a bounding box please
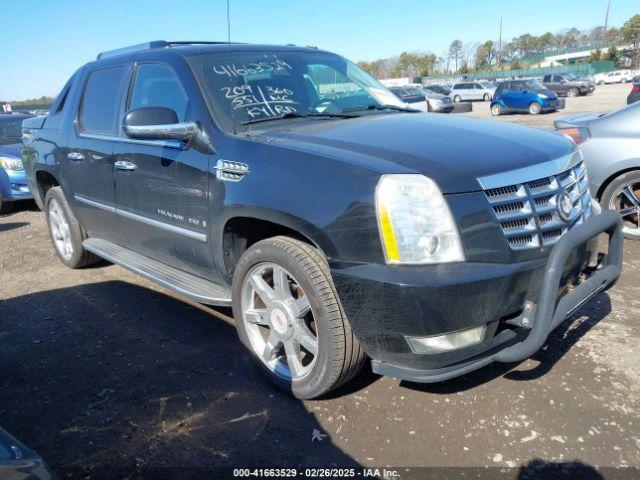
[79,66,126,135]
[543,75,551,82]
[128,63,189,121]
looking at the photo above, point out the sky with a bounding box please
[1,0,637,101]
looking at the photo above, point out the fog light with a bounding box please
[406,325,486,354]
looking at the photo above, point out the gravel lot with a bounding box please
[0,83,638,479]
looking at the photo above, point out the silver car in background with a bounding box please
[450,81,495,103]
[554,101,640,239]
[421,88,454,113]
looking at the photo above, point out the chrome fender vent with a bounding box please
[215,159,249,182]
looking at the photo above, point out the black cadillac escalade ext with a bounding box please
[22,41,623,399]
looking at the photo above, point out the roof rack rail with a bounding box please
[97,41,169,60]
[96,40,239,60]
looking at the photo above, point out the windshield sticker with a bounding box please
[221,84,298,119]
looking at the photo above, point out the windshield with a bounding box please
[564,73,577,80]
[523,80,545,91]
[0,117,25,146]
[189,51,406,130]
[480,82,494,88]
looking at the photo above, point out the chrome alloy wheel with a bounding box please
[610,182,640,238]
[48,198,74,260]
[241,262,318,381]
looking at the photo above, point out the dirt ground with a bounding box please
[1,83,639,479]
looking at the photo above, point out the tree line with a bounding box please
[357,13,640,78]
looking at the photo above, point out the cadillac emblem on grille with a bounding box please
[557,189,573,222]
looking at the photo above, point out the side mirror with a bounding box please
[123,107,193,141]
[123,107,214,153]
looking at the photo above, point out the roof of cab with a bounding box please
[95,40,326,62]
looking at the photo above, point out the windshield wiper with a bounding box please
[343,104,420,113]
[241,112,356,125]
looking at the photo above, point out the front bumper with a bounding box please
[543,98,565,111]
[331,210,623,383]
[0,168,32,201]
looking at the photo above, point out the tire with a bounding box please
[567,88,579,98]
[453,95,461,103]
[232,236,366,399]
[0,197,13,214]
[528,102,542,115]
[483,93,491,101]
[600,170,640,240]
[490,103,503,116]
[44,187,99,268]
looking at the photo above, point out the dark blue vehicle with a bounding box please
[23,41,623,399]
[0,113,34,213]
[490,79,563,116]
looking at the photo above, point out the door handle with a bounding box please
[67,152,85,161]
[114,160,137,172]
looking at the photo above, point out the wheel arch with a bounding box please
[34,169,61,210]
[216,206,338,282]
[595,164,640,200]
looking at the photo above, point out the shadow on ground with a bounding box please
[0,281,360,478]
[0,222,29,233]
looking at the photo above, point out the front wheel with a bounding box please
[528,102,542,115]
[232,236,366,399]
[490,103,503,116]
[567,88,579,97]
[601,171,640,240]
[453,95,461,103]
[483,93,491,101]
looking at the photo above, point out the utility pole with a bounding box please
[603,0,611,41]
[497,16,503,69]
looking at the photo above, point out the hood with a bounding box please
[554,112,603,128]
[0,142,22,159]
[259,113,574,193]
[539,88,557,99]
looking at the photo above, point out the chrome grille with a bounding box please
[483,161,592,250]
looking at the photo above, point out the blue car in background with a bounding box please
[0,113,34,213]
[490,79,564,116]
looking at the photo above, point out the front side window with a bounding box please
[79,66,126,134]
[128,63,189,121]
[189,51,404,130]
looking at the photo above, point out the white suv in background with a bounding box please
[450,81,495,102]
[598,70,635,84]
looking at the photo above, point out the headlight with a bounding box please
[0,156,24,171]
[375,174,464,264]
[538,93,548,99]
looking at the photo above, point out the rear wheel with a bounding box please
[45,187,99,268]
[567,87,579,97]
[601,171,640,240]
[232,236,366,399]
[490,103,503,116]
[528,102,542,115]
